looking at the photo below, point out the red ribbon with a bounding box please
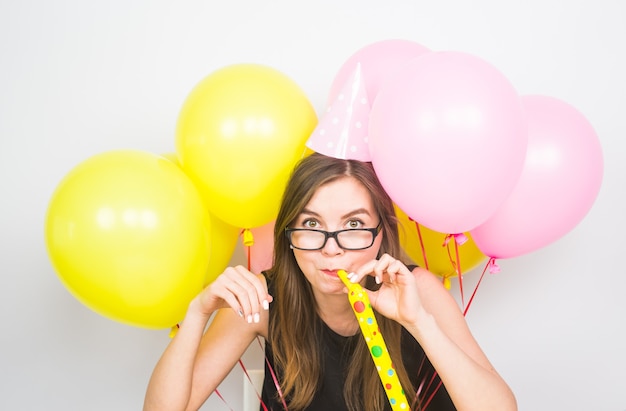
[256,337,289,410]
[238,358,269,411]
[463,257,499,317]
[213,389,235,411]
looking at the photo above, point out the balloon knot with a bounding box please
[443,233,467,247]
[453,233,468,245]
[242,228,255,247]
[442,276,452,290]
[488,258,501,274]
[169,323,180,338]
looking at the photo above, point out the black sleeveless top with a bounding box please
[259,281,456,410]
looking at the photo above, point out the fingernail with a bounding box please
[349,272,358,283]
[237,309,244,317]
[262,300,269,310]
[253,313,260,323]
[247,315,253,323]
[375,276,381,284]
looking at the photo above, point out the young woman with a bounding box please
[144,153,517,411]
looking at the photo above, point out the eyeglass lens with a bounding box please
[290,229,374,250]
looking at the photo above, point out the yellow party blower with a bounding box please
[337,270,409,410]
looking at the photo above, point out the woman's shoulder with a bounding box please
[411,265,446,290]
[410,265,462,316]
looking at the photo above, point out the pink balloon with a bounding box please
[470,95,604,258]
[327,39,431,105]
[246,220,275,273]
[369,51,528,234]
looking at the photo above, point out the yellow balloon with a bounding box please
[396,206,486,279]
[161,152,239,286]
[45,150,211,329]
[175,63,318,229]
[160,152,180,164]
[203,215,240,286]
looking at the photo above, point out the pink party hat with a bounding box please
[306,63,372,161]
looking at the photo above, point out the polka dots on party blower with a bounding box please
[338,270,409,410]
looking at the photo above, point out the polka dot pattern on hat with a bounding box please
[305,63,372,161]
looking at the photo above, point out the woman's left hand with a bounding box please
[349,254,425,326]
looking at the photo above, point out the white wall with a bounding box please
[1,1,624,410]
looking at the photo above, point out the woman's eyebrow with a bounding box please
[341,208,373,220]
[299,208,321,217]
[300,207,373,219]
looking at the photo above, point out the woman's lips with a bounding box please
[321,269,340,277]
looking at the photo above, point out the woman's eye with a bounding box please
[347,220,363,229]
[303,219,318,228]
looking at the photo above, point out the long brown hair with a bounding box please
[266,153,416,411]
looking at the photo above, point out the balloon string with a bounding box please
[242,228,254,271]
[414,380,425,408]
[238,359,269,411]
[422,366,441,410]
[411,353,427,409]
[444,234,465,309]
[213,389,235,411]
[256,336,289,410]
[413,374,443,410]
[444,243,456,272]
[411,354,444,411]
[247,243,251,271]
[453,235,465,310]
[412,220,430,271]
[463,257,499,317]
[421,379,444,410]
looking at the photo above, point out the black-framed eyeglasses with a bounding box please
[285,222,382,251]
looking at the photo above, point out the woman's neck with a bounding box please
[314,292,359,337]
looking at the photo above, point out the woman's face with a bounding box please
[290,176,383,299]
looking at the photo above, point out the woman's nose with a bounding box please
[321,236,343,255]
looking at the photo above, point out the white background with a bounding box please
[1,1,625,410]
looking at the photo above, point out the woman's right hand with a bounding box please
[144,266,271,411]
[189,265,273,323]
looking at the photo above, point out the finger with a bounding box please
[239,267,273,314]
[221,291,247,318]
[350,256,393,284]
[373,254,408,284]
[253,272,272,311]
[372,253,395,282]
[384,258,405,282]
[222,279,256,322]
[229,266,269,323]
[348,260,378,284]
[203,275,247,317]
[223,270,259,323]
